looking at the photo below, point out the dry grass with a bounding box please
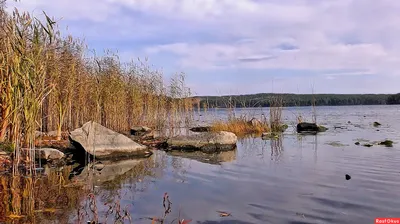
[269,95,284,132]
[211,115,270,136]
[0,4,193,167]
[210,95,286,136]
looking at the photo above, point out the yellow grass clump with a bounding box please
[211,116,271,136]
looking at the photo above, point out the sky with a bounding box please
[5,0,400,96]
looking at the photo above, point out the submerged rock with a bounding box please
[35,148,65,161]
[363,143,373,147]
[189,126,212,132]
[379,140,393,147]
[261,132,279,140]
[297,123,328,134]
[69,121,151,159]
[355,142,360,145]
[167,131,237,153]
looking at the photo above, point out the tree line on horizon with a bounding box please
[194,93,400,108]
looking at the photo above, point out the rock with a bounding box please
[140,137,168,149]
[373,122,381,127]
[130,126,151,136]
[248,118,261,126]
[297,123,327,133]
[189,126,212,132]
[47,130,59,137]
[69,121,151,159]
[355,142,360,145]
[379,140,393,147]
[35,148,65,161]
[167,131,237,153]
[345,174,351,180]
[334,126,346,129]
[363,143,373,147]
[317,125,328,132]
[35,131,46,138]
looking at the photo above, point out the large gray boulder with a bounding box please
[69,121,151,159]
[167,131,237,153]
[35,148,65,161]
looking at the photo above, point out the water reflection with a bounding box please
[0,154,170,224]
[0,166,88,224]
[167,150,237,165]
[71,158,152,186]
[270,137,283,160]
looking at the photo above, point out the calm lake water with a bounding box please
[1,105,400,224]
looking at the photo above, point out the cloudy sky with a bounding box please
[6,0,400,95]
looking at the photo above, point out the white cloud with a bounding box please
[133,0,400,78]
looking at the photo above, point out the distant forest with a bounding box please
[193,93,400,108]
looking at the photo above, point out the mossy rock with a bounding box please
[261,132,280,140]
[379,140,393,147]
[279,124,289,132]
[317,125,328,132]
[0,142,14,153]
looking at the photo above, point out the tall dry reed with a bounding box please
[0,4,193,165]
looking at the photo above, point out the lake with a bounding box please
[1,105,400,224]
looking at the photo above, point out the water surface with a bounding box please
[1,105,400,224]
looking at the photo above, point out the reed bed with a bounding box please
[0,4,193,168]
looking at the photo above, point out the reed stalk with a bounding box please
[0,3,193,164]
